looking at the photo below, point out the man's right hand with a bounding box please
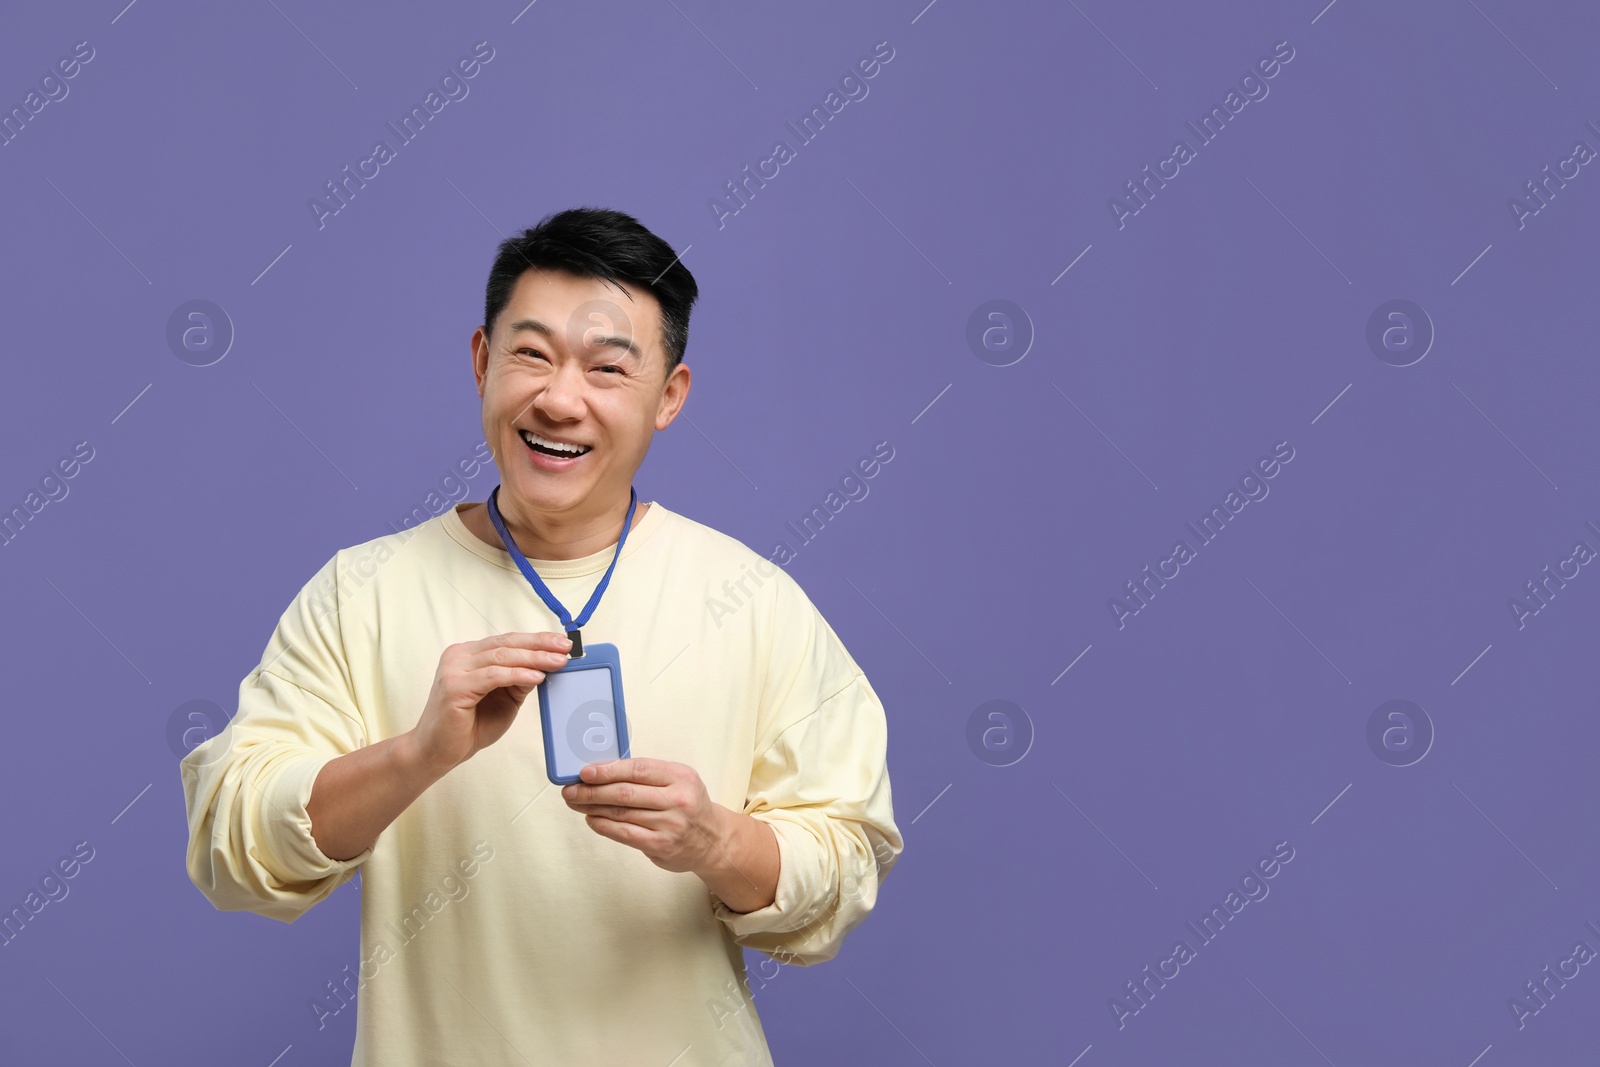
[407,631,573,775]
[308,631,572,861]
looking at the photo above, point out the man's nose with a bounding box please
[533,361,586,420]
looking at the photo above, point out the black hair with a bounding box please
[482,207,698,373]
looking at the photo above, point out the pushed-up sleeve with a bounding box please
[181,553,373,923]
[711,574,903,965]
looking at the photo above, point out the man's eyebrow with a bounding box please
[505,317,643,360]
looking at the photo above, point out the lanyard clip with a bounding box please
[566,629,584,658]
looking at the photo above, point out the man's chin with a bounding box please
[508,471,596,513]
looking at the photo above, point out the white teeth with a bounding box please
[521,429,590,455]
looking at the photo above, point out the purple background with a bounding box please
[3,0,1598,1064]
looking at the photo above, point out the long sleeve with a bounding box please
[181,554,374,923]
[709,571,904,964]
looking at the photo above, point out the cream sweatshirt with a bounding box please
[180,499,902,1066]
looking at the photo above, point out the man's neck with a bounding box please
[461,492,648,562]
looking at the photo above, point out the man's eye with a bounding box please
[595,365,623,375]
[516,348,547,360]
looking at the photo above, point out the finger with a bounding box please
[583,814,661,849]
[462,644,570,674]
[566,802,672,827]
[577,757,674,786]
[477,631,574,654]
[562,779,671,810]
[461,665,545,694]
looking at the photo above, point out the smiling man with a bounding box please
[180,207,903,1067]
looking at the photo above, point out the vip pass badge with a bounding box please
[484,483,638,659]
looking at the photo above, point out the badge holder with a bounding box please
[485,485,638,786]
[537,642,630,785]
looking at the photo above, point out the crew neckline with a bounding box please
[442,498,669,578]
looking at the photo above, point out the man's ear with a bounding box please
[655,362,691,430]
[471,327,490,397]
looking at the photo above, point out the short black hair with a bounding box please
[482,207,698,373]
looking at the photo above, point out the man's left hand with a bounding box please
[561,757,728,874]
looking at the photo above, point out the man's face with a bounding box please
[472,268,689,518]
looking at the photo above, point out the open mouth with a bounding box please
[519,428,593,460]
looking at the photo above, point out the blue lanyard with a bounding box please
[485,484,638,658]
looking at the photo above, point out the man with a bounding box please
[180,206,903,1066]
